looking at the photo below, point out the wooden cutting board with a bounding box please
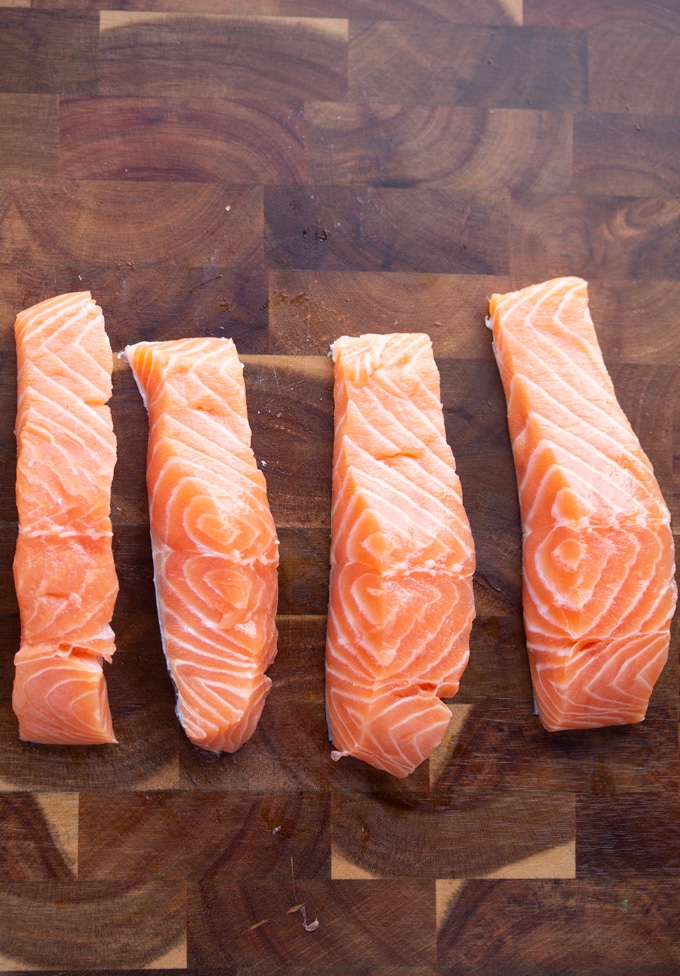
[0,1,679,971]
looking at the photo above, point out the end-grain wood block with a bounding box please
[178,690,432,795]
[307,104,572,193]
[588,26,680,114]
[267,270,518,357]
[0,406,18,523]
[99,13,348,100]
[58,266,270,354]
[460,615,533,704]
[0,96,57,179]
[0,617,20,700]
[0,880,186,970]
[440,358,524,614]
[437,877,680,972]
[177,696,337,794]
[0,697,180,793]
[188,878,436,967]
[349,22,588,109]
[280,0,522,21]
[0,793,77,881]
[605,365,678,525]
[586,280,680,365]
[574,114,680,198]
[45,0,280,10]
[14,269,56,313]
[269,615,326,702]
[78,790,330,882]
[524,0,680,30]
[331,790,575,880]
[265,186,508,274]
[105,608,174,703]
[508,193,680,281]
[0,181,264,269]
[576,794,680,878]
[59,97,307,184]
[435,695,679,796]
[110,434,150,537]
[241,354,333,528]
[0,268,17,332]
[0,529,19,616]
[277,530,330,615]
[0,10,97,95]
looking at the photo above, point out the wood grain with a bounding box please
[0,10,97,95]
[574,114,680,197]
[576,794,680,877]
[524,0,680,30]
[307,104,572,192]
[508,194,680,281]
[0,96,58,179]
[331,791,575,879]
[99,13,349,100]
[437,878,680,973]
[189,879,435,967]
[0,2,679,972]
[0,793,76,881]
[79,266,268,354]
[349,22,588,108]
[0,880,186,969]
[0,181,264,269]
[59,97,307,184]
[267,271,513,356]
[588,26,680,114]
[78,790,330,881]
[435,696,679,795]
[265,186,508,274]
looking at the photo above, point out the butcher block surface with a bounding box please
[0,1,678,973]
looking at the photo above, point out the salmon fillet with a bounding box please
[126,337,279,754]
[325,333,476,778]
[487,277,677,731]
[13,292,119,745]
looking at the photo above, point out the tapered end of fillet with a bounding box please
[176,671,273,755]
[328,687,453,779]
[12,644,117,745]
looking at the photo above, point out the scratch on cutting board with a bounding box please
[248,918,270,931]
[289,856,320,932]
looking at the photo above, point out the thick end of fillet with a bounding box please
[326,565,474,777]
[530,630,671,731]
[523,518,677,729]
[13,641,117,745]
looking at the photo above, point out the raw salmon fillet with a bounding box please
[13,292,119,745]
[487,277,677,731]
[325,333,476,778]
[126,337,279,754]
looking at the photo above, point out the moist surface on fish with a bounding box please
[126,337,279,754]
[13,291,119,745]
[326,332,476,778]
[487,276,677,731]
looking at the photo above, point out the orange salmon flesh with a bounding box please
[126,337,279,754]
[13,292,119,745]
[325,333,476,778]
[487,277,677,731]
